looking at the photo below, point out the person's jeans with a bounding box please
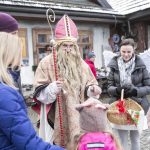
[117,129,140,150]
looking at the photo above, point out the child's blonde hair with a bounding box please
[0,32,21,88]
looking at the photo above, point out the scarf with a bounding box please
[117,55,135,86]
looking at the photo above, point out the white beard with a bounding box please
[57,49,82,91]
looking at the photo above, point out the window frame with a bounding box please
[32,28,51,65]
[18,28,29,66]
[78,30,93,59]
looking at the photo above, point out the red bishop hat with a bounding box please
[54,15,78,43]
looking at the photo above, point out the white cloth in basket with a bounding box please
[110,109,148,134]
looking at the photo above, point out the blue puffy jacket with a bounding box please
[0,83,64,150]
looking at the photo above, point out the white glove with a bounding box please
[36,80,63,104]
[48,81,63,95]
[87,85,102,99]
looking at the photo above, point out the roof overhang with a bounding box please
[126,8,150,22]
[0,4,125,24]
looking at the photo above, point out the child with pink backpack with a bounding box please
[73,98,122,150]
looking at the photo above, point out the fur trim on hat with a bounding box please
[75,98,110,132]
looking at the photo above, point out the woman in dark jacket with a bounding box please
[0,32,64,150]
[107,38,150,150]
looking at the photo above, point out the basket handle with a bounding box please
[121,89,124,101]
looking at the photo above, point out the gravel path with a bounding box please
[141,128,150,150]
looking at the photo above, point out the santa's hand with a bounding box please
[87,85,102,99]
[48,80,63,95]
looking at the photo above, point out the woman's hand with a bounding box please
[122,84,137,97]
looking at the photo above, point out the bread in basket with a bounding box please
[107,89,143,125]
[107,98,143,125]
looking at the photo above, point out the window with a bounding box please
[78,30,93,59]
[32,29,51,66]
[18,28,28,66]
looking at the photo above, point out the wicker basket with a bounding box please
[107,98,143,125]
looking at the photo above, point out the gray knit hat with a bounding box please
[87,51,96,59]
[75,98,109,132]
[0,12,18,33]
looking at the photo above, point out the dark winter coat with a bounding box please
[107,55,150,114]
[85,59,96,77]
[0,83,64,150]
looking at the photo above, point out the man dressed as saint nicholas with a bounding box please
[33,14,102,149]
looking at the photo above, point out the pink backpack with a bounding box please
[77,132,118,150]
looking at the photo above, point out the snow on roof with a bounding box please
[107,0,150,15]
[0,0,120,15]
